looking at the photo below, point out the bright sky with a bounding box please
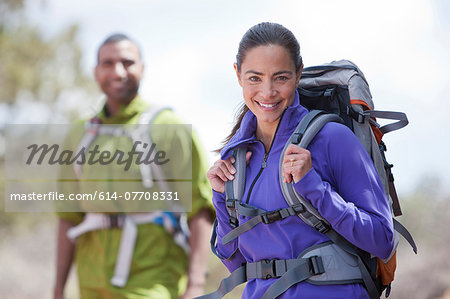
[25,0,450,195]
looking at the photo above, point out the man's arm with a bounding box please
[54,219,76,299]
[181,208,213,299]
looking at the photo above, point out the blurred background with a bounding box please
[0,0,449,298]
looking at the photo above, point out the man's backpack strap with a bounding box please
[133,105,172,189]
[73,104,171,183]
[73,117,101,179]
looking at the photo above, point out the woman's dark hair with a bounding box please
[236,22,302,73]
[218,22,302,152]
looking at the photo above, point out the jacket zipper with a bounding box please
[245,109,287,204]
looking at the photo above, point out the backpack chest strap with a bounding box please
[222,199,332,246]
[67,212,190,288]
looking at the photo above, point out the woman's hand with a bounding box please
[282,144,312,184]
[207,152,252,193]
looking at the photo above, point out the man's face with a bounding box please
[94,40,144,104]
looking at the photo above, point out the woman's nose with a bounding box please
[260,80,276,99]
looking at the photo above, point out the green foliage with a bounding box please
[0,0,96,115]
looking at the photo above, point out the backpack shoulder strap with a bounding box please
[73,117,101,179]
[130,104,172,189]
[138,104,172,125]
[210,146,248,261]
[225,146,247,227]
[278,110,380,299]
[279,110,343,229]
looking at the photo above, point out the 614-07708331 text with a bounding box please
[9,191,180,201]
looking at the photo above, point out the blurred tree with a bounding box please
[0,0,97,221]
[0,0,96,120]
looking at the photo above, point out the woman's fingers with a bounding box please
[218,157,235,180]
[282,144,312,184]
[245,151,252,164]
[207,156,238,193]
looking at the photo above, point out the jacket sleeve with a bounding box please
[212,190,246,272]
[293,123,395,260]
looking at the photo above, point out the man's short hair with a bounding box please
[97,33,142,63]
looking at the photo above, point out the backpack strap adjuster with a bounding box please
[292,203,305,214]
[346,106,365,123]
[226,199,239,228]
[292,132,304,144]
[308,256,325,275]
[262,210,282,224]
[228,217,239,228]
[109,214,121,228]
[313,220,330,234]
[226,199,238,209]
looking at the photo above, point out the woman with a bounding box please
[206,22,395,298]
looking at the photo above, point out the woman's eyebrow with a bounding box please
[245,70,264,75]
[273,70,293,76]
[244,70,293,76]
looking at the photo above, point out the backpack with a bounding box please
[298,60,417,290]
[202,60,416,299]
[70,105,191,287]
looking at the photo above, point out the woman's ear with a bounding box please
[234,63,243,87]
[295,64,303,86]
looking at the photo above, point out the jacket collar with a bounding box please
[97,95,149,124]
[221,90,308,159]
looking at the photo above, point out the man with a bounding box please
[54,34,214,299]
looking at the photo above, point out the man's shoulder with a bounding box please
[149,107,184,125]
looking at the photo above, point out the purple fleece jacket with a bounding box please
[213,91,395,299]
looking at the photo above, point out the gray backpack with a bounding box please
[202,60,416,299]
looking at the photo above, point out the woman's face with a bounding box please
[235,44,301,129]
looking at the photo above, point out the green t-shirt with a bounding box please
[58,96,213,298]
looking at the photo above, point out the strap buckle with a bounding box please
[292,203,305,214]
[228,216,239,228]
[262,210,282,224]
[346,106,365,123]
[226,199,237,210]
[261,259,278,279]
[313,220,330,234]
[109,214,121,228]
[292,132,303,144]
[308,256,325,275]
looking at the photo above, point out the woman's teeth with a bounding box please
[258,102,277,108]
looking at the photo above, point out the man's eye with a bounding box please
[122,60,134,67]
[102,61,113,67]
[249,76,260,82]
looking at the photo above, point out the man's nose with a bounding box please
[113,62,127,78]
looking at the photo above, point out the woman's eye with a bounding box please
[276,76,289,81]
[249,76,261,82]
